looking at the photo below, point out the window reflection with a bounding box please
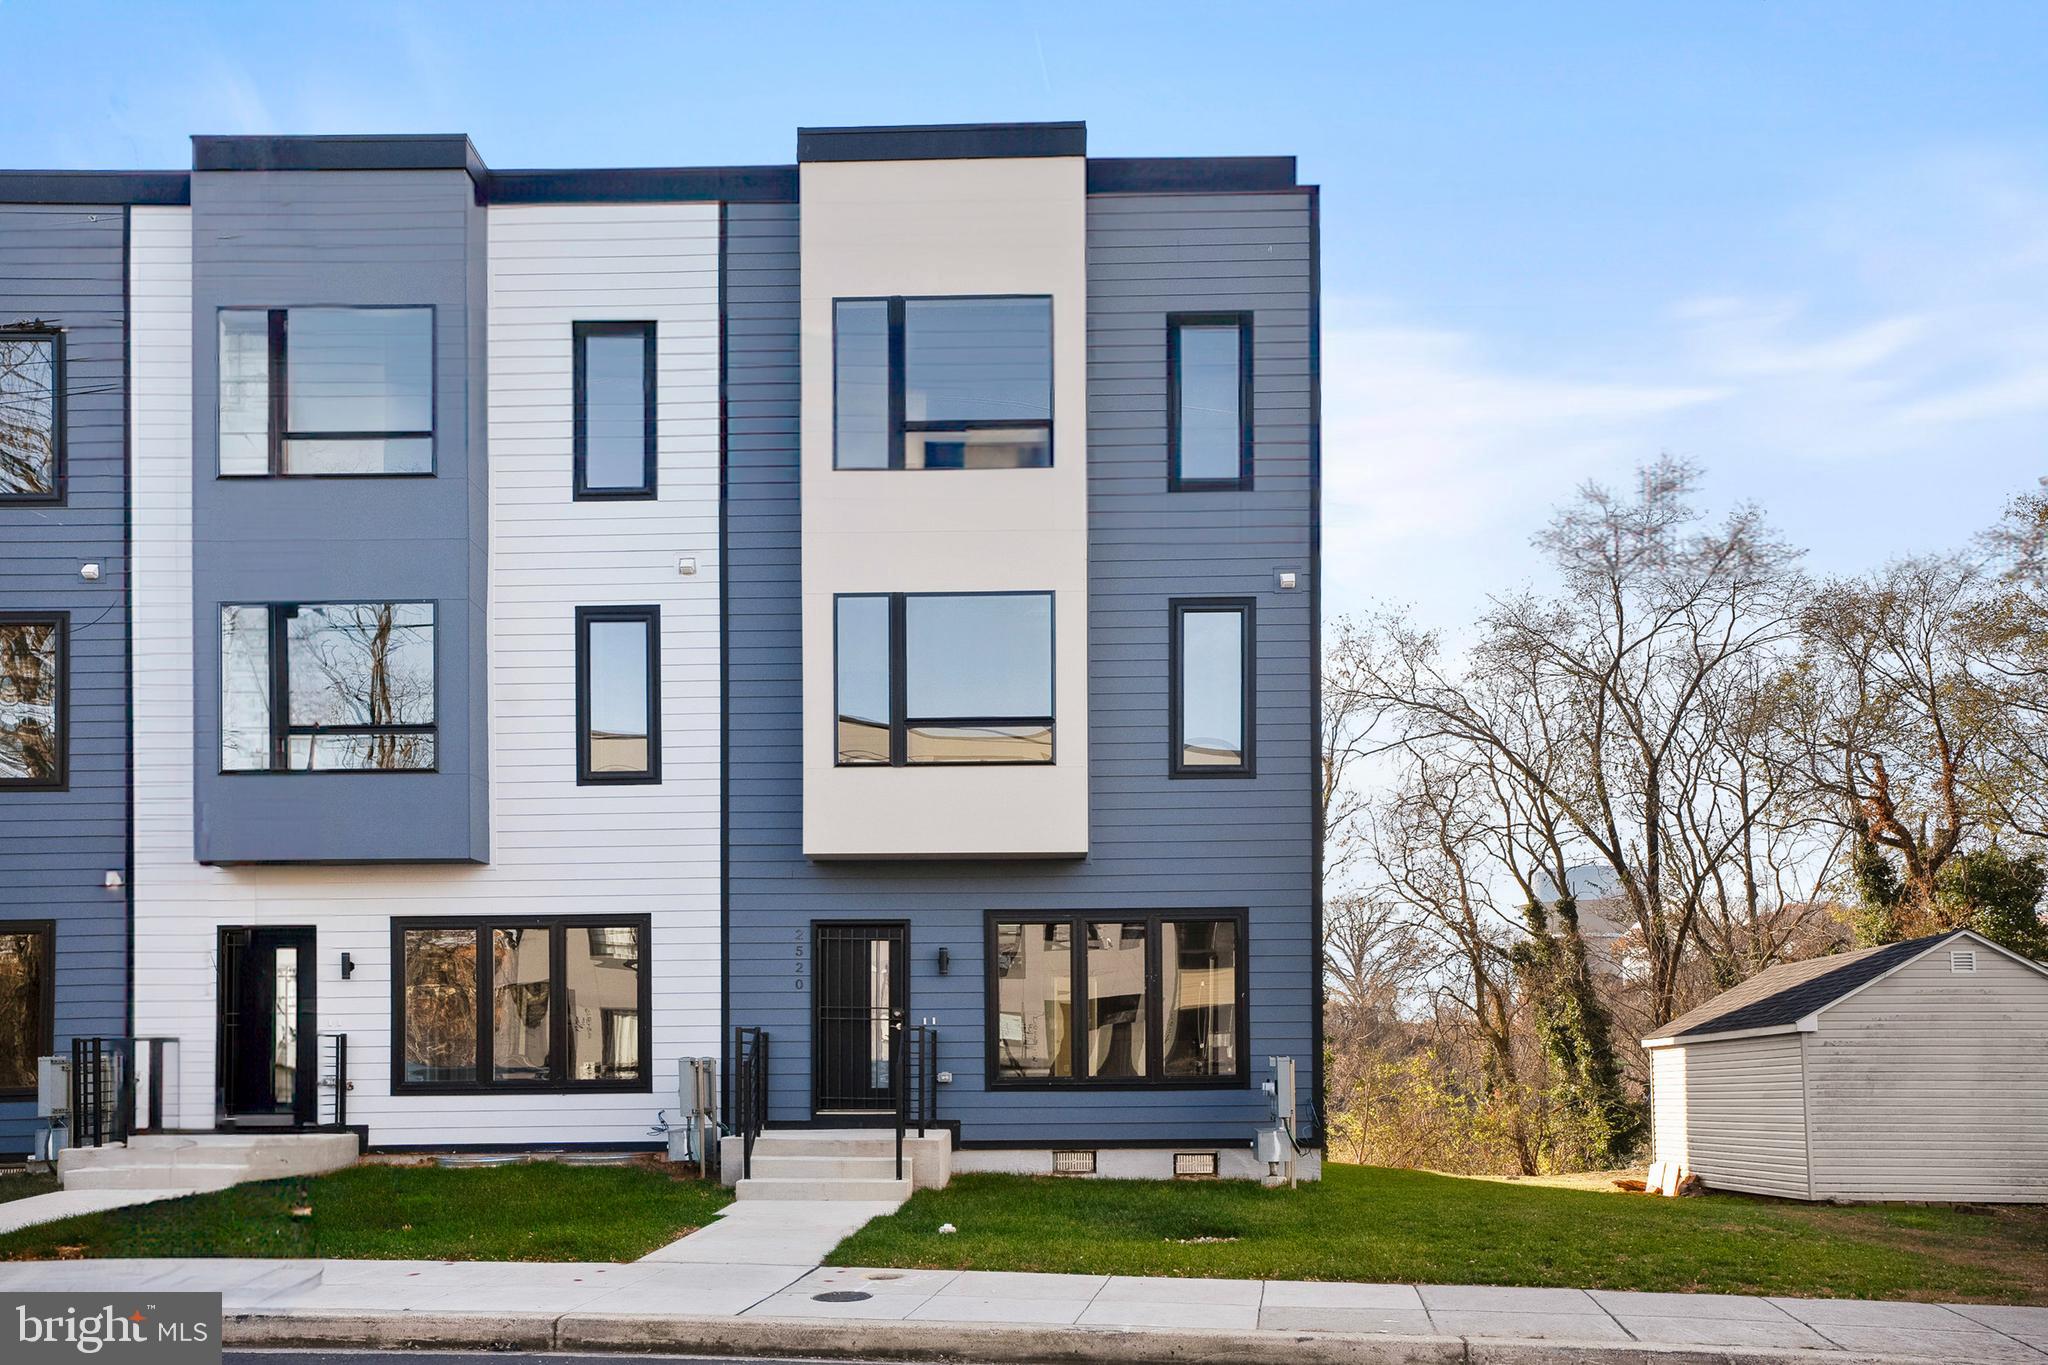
[576,324,654,493]
[0,333,59,497]
[1178,608,1247,769]
[401,927,478,1085]
[833,301,889,470]
[492,928,552,1083]
[220,603,436,772]
[0,928,49,1091]
[584,617,653,776]
[994,921,1071,1080]
[1162,920,1239,1079]
[1086,921,1148,1080]
[217,307,434,476]
[0,620,60,784]
[1172,321,1246,485]
[833,296,1052,470]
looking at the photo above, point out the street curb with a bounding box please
[223,1308,1942,1365]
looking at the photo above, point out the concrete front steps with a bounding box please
[721,1128,950,1203]
[57,1132,359,1193]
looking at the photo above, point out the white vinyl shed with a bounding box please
[1643,929,2048,1203]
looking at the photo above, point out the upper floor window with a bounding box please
[220,602,436,772]
[1168,313,1252,491]
[0,613,66,789]
[573,322,656,498]
[0,922,54,1097]
[834,296,1052,470]
[836,591,1054,765]
[0,329,63,502]
[219,306,433,477]
[576,605,661,785]
[1170,598,1254,776]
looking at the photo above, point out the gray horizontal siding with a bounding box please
[725,191,1318,1146]
[0,203,131,1153]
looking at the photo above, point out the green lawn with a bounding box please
[0,1169,60,1205]
[825,1164,2048,1304]
[0,1159,731,1263]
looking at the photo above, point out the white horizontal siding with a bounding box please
[1679,1032,1810,1199]
[1650,1047,1687,1166]
[127,202,723,1147]
[1807,947,2048,1202]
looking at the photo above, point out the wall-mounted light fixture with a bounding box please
[340,952,356,980]
[1276,570,1299,591]
[80,563,102,582]
[102,870,124,891]
[936,946,951,976]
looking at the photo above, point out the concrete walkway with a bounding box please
[637,1199,903,1265]
[0,1257,2040,1363]
[0,1186,192,1235]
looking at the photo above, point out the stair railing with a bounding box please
[733,1026,769,1180]
[891,1019,939,1182]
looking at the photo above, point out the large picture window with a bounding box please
[1167,313,1252,491]
[1170,598,1254,777]
[576,605,661,784]
[0,328,63,501]
[219,306,434,476]
[573,322,657,498]
[220,602,436,773]
[834,296,1052,470]
[0,923,54,1096]
[988,912,1245,1088]
[393,916,651,1093]
[835,591,1054,766]
[0,613,66,789]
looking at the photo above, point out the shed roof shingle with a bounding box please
[1647,930,1970,1042]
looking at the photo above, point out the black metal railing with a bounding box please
[318,1032,350,1128]
[892,1021,938,1181]
[733,1026,769,1180]
[67,1037,180,1148]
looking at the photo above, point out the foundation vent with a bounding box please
[1173,1151,1219,1179]
[1052,1149,1097,1175]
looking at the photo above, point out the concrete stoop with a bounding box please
[58,1132,360,1192]
[720,1127,950,1203]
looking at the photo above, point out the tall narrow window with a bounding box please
[0,613,66,789]
[218,602,437,773]
[577,606,661,784]
[573,322,657,498]
[833,592,1054,766]
[1170,599,1254,777]
[0,923,54,1095]
[0,329,63,502]
[1168,313,1252,490]
[217,306,434,476]
[988,912,1246,1089]
[833,296,1052,469]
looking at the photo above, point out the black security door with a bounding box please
[812,922,907,1116]
[218,926,317,1125]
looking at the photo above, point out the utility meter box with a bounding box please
[36,1056,70,1118]
[1254,1126,1292,1164]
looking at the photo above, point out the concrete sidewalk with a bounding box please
[0,1258,2040,1364]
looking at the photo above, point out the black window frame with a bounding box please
[1168,597,1256,779]
[575,604,662,786]
[219,600,438,776]
[571,321,658,500]
[216,304,437,479]
[0,610,69,791]
[0,919,56,1100]
[389,914,655,1096]
[983,909,1250,1091]
[1166,312,1254,492]
[0,327,65,505]
[833,590,1056,768]
[832,294,1055,470]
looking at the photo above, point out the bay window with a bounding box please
[220,602,436,772]
[834,295,1052,469]
[219,306,434,476]
[835,591,1054,766]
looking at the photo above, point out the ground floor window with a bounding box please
[0,922,53,1096]
[393,916,650,1093]
[987,911,1245,1088]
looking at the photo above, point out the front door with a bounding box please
[812,922,906,1117]
[217,927,317,1126]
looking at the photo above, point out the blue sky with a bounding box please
[7,2,2043,625]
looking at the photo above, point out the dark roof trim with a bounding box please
[799,122,1086,163]
[489,165,797,205]
[193,134,488,185]
[1087,157,1300,195]
[0,172,190,206]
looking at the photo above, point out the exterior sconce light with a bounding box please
[80,563,102,582]
[936,946,951,976]
[341,952,356,980]
[103,870,124,890]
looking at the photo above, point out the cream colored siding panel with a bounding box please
[1806,948,2048,1202]
[1678,1033,1810,1199]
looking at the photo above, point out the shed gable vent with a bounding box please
[1950,949,1976,974]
